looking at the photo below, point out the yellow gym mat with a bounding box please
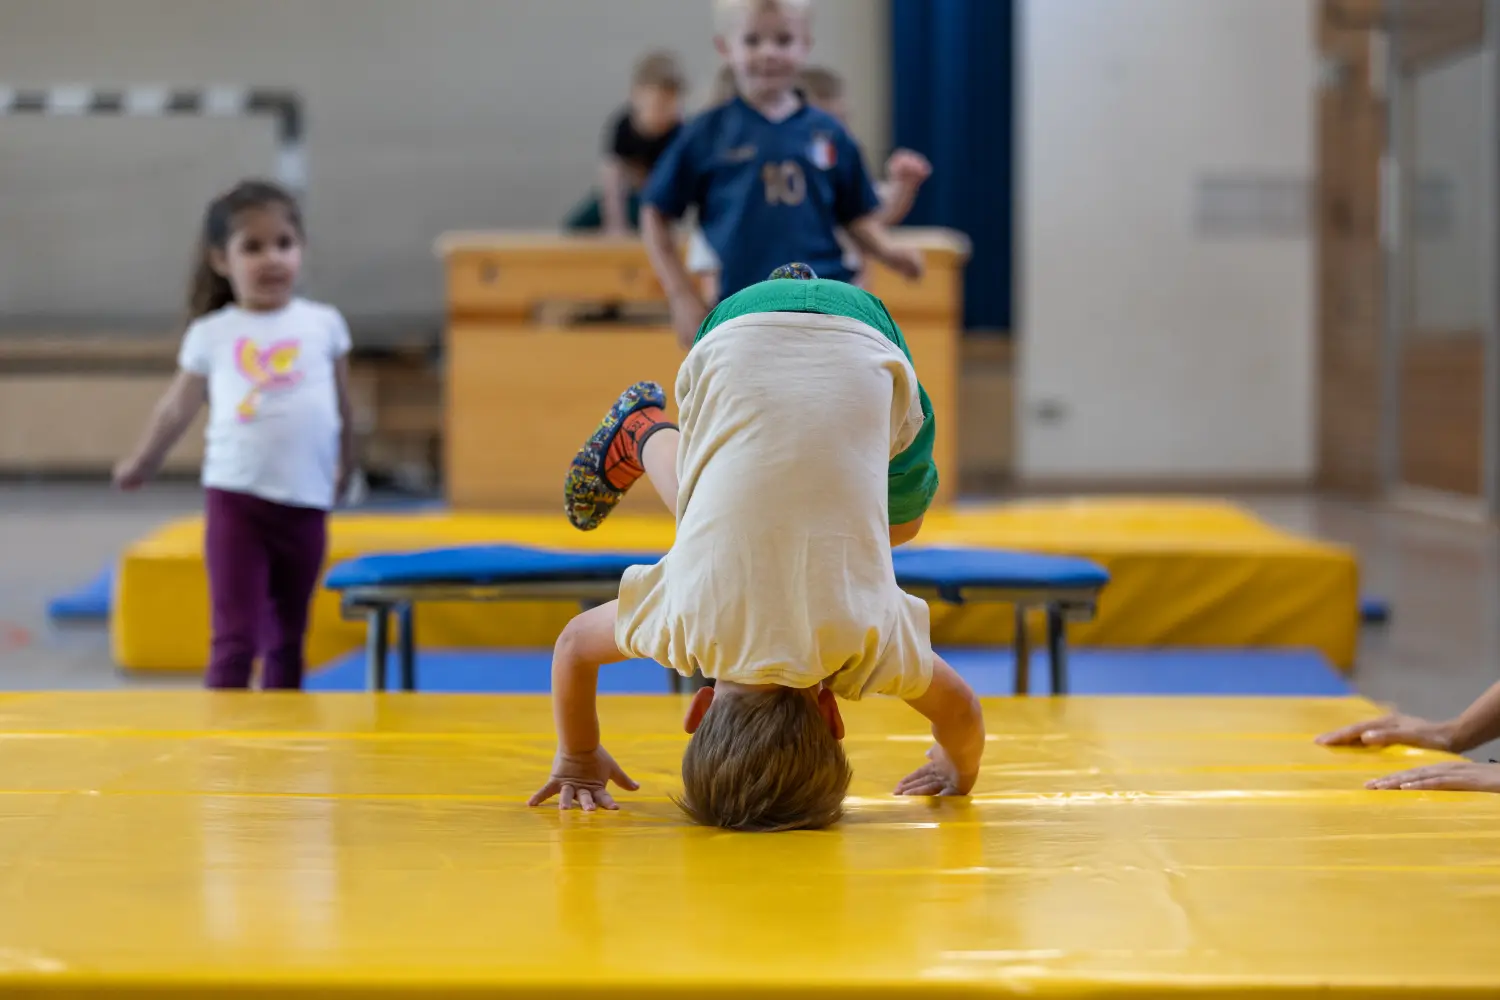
[0,693,1494,997]
[112,498,1359,673]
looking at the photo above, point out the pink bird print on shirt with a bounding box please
[234,337,303,421]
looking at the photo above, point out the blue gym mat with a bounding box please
[46,553,1398,633]
[46,566,114,622]
[42,492,444,624]
[305,646,1354,697]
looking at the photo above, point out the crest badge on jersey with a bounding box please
[808,132,837,170]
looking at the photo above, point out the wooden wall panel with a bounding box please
[1397,331,1484,494]
[1316,0,1388,494]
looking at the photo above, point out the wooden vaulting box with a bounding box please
[437,230,970,512]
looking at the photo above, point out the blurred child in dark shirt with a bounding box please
[565,51,686,235]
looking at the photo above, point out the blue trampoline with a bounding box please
[324,543,1111,695]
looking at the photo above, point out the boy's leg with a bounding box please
[564,381,678,530]
[639,427,680,511]
[562,261,827,529]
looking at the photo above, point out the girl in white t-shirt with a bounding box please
[114,180,355,690]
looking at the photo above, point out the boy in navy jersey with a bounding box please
[640,0,924,347]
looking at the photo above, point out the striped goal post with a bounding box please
[0,84,306,194]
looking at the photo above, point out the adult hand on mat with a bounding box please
[1315,713,1459,753]
[528,746,639,812]
[1365,761,1500,793]
[893,745,976,797]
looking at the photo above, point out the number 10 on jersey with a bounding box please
[762,161,807,206]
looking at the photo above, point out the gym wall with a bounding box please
[1017,0,1317,485]
[0,0,890,339]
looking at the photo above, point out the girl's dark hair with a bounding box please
[188,179,305,319]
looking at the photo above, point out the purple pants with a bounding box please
[203,487,328,690]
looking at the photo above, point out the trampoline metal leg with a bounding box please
[367,606,391,693]
[1046,607,1068,696]
[396,604,416,692]
[1013,604,1031,696]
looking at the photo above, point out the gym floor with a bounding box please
[1,482,1495,756]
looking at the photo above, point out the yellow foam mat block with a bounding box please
[0,692,1493,997]
[113,497,1358,673]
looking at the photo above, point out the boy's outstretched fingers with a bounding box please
[1366,761,1500,792]
[526,780,614,811]
[527,760,640,811]
[528,779,564,808]
[894,765,948,796]
[894,746,969,796]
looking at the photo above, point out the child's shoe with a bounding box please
[564,381,675,530]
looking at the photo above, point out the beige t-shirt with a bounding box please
[614,311,935,701]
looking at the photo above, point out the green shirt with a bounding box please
[695,278,939,525]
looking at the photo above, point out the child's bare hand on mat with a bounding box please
[528,746,639,812]
[1316,713,1459,753]
[894,745,977,797]
[1365,761,1500,793]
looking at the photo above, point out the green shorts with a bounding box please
[694,277,940,525]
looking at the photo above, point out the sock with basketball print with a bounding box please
[603,407,675,491]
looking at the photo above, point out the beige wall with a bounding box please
[1018,0,1316,482]
[0,0,889,338]
[1410,49,1485,332]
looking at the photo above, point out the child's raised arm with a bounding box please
[113,370,207,490]
[845,215,924,282]
[897,654,985,796]
[877,149,932,227]
[642,206,708,349]
[528,601,640,811]
[598,157,633,236]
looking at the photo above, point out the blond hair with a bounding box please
[677,686,851,832]
[633,50,686,93]
[713,0,814,34]
[798,66,843,103]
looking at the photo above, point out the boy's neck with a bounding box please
[713,679,819,700]
[744,88,801,123]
